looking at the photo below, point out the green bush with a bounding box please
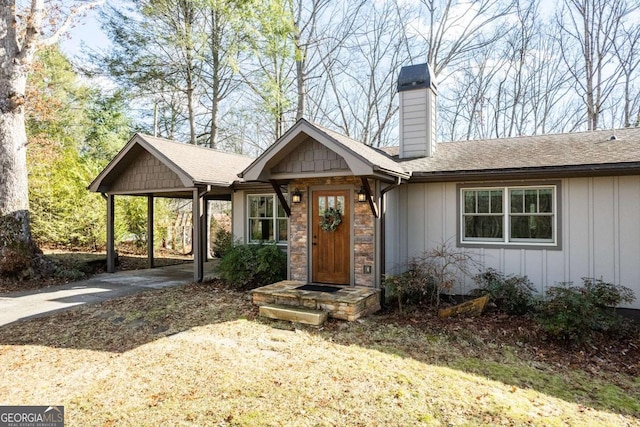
[536,278,635,343]
[215,243,286,289]
[473,268,536,315]
[211,228,234,258]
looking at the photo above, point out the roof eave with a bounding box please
[372,165,411,180]
[408,162,640,182]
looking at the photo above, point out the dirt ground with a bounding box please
[382,305,640,379]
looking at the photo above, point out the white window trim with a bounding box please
[246,193,288,244]
[459,184,559,248]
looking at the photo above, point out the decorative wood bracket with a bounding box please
[270,180,291,217]
[361,177,379,218]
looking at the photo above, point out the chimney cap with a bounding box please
[397,63,436,92]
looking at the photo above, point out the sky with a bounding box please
[60,5,110,60]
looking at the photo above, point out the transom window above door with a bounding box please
[460,184,559,248]
[247,194,288,243]
[318,194,345,216]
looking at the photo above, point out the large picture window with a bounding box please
[248,194,288,243]
[460,184,557,246]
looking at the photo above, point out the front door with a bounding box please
[312,190,350,284]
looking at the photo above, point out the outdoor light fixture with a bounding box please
[357,186,367,203]
[292,188,303,203]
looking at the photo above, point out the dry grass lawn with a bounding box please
[0,282,638,426]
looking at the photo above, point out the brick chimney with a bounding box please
[397,63,437,158]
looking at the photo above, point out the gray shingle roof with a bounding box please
[382,128,640,175]
[137,134,254,186]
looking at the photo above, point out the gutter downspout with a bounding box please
[379,177,404,309]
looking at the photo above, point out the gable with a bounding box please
[271,136,349,174]
[240,119,409,182]
[108,148,184,192]
[90,133,255,195]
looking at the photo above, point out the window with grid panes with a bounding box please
[460,185,556,246]
[247,194,288,243]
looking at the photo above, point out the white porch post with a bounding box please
[106,194,116,273]
[147,195,154,268]
[193,189,204,282]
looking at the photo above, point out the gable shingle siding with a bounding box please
[110,150,183,191]
[272,137,349,174]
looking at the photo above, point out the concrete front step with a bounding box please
[259,304,328,326]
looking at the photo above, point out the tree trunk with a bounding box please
[0,61,38,275]
[209,7,220,149]
[1,0,100,277]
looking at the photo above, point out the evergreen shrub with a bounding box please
[215,243,286,289]
[536,278,635,343]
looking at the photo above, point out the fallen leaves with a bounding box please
[0,282,637,426]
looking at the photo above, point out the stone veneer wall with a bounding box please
[289,176,376,287]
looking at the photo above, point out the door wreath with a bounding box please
[320,207,342,232]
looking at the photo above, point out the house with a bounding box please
[90,63,640,314]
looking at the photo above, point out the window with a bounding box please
[247,194,288,243]
[460,185,557,246]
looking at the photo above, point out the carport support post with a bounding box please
[147,195,154,268]
[203,199,209,262]
[106,194,116,273]
[193,189,204,282]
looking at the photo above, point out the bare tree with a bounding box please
[557,0,637,130]
[524,23,581,135]
[292,0,330,121]
[418,0,516,79]
[609,21,640,128]
[292,0,366,121]
[314,0,414,146]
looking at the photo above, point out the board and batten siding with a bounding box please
[384,176,640,309]
[399,89,436,158]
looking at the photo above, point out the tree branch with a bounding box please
[40,0,105,47]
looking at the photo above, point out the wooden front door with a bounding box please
[312,190,350,284]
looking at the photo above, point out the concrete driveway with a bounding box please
[0,261,218,327]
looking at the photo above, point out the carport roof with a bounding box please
[89,133,255,194]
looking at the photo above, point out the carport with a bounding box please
[88,134,254,281]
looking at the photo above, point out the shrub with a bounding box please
[536,278,635,343]
[473,268,536,315]
[215,243,286,289]
[211,228,233,258]
[383,263,438,314]
[383,243,479,312]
